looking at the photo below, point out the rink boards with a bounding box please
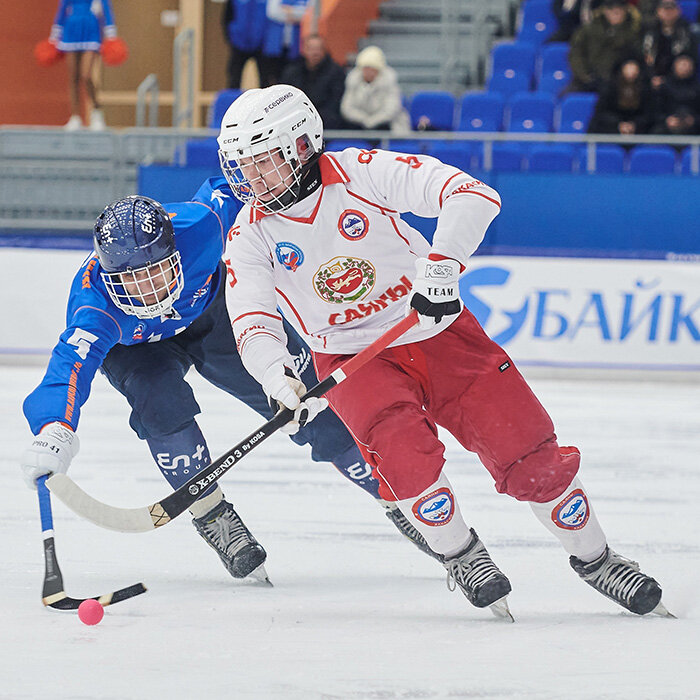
[1,247,698,372]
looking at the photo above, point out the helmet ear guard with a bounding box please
[93,196,184,319]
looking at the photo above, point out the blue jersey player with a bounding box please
[21,178,434,582]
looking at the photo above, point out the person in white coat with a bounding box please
[340,46,410,133]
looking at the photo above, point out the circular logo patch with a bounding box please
[551,488,589,530]
[313,256,376,303]
[338,209,369,241]
[412,488,454,526]
[275,242,304,271]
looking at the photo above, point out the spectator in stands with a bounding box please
[642,0,698,89]
[222,0,267,89]
[261,0,308,87]
[567,0,643,93]
[340,46,410,133]
[49,0,118,131]
[281,34,346,128]
[549,0,604,43]
[588,56,655,133]
[652,53,700,133]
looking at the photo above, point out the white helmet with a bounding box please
[217,85,324,213]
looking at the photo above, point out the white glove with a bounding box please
[262,365,328,435]
[21,422,79,490]
[408,256,462,329]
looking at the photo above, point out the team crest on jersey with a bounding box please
[314,256,376,303]
[132,322,146,341]
[337,209,369,241]
[412,488,455,526]
[276,242,304,271]
[551,488,590,530]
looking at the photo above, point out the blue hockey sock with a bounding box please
[145,421,216,495]
[332,444,380,498]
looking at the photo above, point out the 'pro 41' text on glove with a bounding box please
[21,422,79,489]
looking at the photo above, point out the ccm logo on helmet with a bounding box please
[265,92,293,113]
[221,137,239,145]
[291,117,307,131]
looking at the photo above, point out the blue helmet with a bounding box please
[93,196,184,319]
[94,195,175,272]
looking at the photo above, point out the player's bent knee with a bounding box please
[496,443,581,503]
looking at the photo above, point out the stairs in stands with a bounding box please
[357,0,514,95]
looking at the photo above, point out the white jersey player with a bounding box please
[216,84,669,619]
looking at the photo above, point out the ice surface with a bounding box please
[2,365,698,699]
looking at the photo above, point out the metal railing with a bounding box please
[1,126,699,231]
[135,74,160,128]
[173,28,195,129]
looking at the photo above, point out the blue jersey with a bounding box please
[23,178,243,435]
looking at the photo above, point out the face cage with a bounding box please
[219,135,312,213]
[101,252,183,319]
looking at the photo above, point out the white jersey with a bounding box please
[224,148,501,385]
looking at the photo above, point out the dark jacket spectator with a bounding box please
[281,34,346,129]
[568,0,643,92]
[642,0,698,89]
[588,56,656,133]
[549,0,603,43]
[222,0,267,88]
[652,54,700,133]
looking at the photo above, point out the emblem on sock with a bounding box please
[412,487,454,526]
[551,488,590,530]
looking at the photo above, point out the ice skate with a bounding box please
[383,502,443,561]
[193,500,269,582]
[570,546,669,616]
[444,528,513,621]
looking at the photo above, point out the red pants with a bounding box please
[313,309,580,503]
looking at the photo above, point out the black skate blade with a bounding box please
[249,563,273,587]
[489,595,514,622]
[650,601,675,618]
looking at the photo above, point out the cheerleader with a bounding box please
[50,0,117,130]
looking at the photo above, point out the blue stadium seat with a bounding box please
[517,1,558,44]
[539,42,570,77]
[185,138,219,168]
[680,146,700,174]
[528,143,576,172]
[457,92,505,131]
[537,42,571,94]
[506,92,556,132]
[679,0,699,21]
[628,146,677,174]
[325,139,373,151]
[558,93,598,133]
[538,71,571,95]
[579,144,626,174]
[487,70,532,97]
[409,91,456,131]
[491,41,538,79]
[425,141,474,171]
[209,89,244,129]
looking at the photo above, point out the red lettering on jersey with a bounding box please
[327,276,413,325]
[357,149,378,164]
[227,224,241,242]
[81,258,98,289]
[224,258,237,288]
[395,155,423,169]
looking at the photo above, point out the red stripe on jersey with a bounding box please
[428,252,465,273]
[438,172,463,208]
[322,153,350,184]
[346,189,398,215]
[275,286,317,340]
[452,189,501,208]
[389,217,412,247]
[238,329,283,354]
[231,310,282,324]
[279,188,325,224]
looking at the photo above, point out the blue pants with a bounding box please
[100,276,379,499]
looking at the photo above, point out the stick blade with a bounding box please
[43,582,147,610]
[46,474,156,533]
